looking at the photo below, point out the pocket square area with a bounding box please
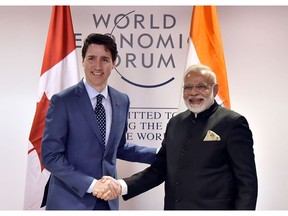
[203,130,221,141]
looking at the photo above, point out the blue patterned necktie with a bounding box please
[95,94,106,145]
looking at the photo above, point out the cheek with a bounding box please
[183,92,190,101]
[104,67,112,77]
[82,60,90,68]
[204,92,214,101]
[201,90,212,98]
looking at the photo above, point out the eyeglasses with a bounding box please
[183,83,214,92]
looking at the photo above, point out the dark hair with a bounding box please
[81,33,118,62]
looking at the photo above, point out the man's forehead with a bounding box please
[185,71,208,79]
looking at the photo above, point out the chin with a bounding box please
[190,106,205,114]
[185,101,205,114]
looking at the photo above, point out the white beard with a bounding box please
[184,92,214,114]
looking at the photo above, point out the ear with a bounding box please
[213,84,219,97]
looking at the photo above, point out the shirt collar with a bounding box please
[83,78,108,100]
[190,100,219,120]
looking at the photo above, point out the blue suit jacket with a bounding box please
[41,80,156,210]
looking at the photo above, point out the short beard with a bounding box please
[185,93,214,114]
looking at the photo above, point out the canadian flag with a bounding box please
[23,6,80,210]
[178,6,230,113]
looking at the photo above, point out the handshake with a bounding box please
[91,176,122,201]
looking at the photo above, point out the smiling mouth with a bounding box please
[91,71,103,76]
[189,98,204,105]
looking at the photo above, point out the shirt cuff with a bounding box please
[87,179,97,193]
[118,179,128,195]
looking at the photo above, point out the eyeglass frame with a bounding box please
[183,82,216,93]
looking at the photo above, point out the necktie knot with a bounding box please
[96,94,104,105]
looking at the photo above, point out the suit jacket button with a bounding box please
[178,162,184,169]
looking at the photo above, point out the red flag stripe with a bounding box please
[41,6,76,75]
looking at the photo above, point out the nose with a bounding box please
[191,86,199,94]
[93,59,102,70]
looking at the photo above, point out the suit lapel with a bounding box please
[75,80,104,147]
[106,87,122,148]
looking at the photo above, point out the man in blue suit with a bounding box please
[41,33,157,210]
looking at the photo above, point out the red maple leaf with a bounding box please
[28,92,50,171]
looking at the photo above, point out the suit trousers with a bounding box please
[93,199,110,210]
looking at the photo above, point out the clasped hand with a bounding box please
[92,176,121,201]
